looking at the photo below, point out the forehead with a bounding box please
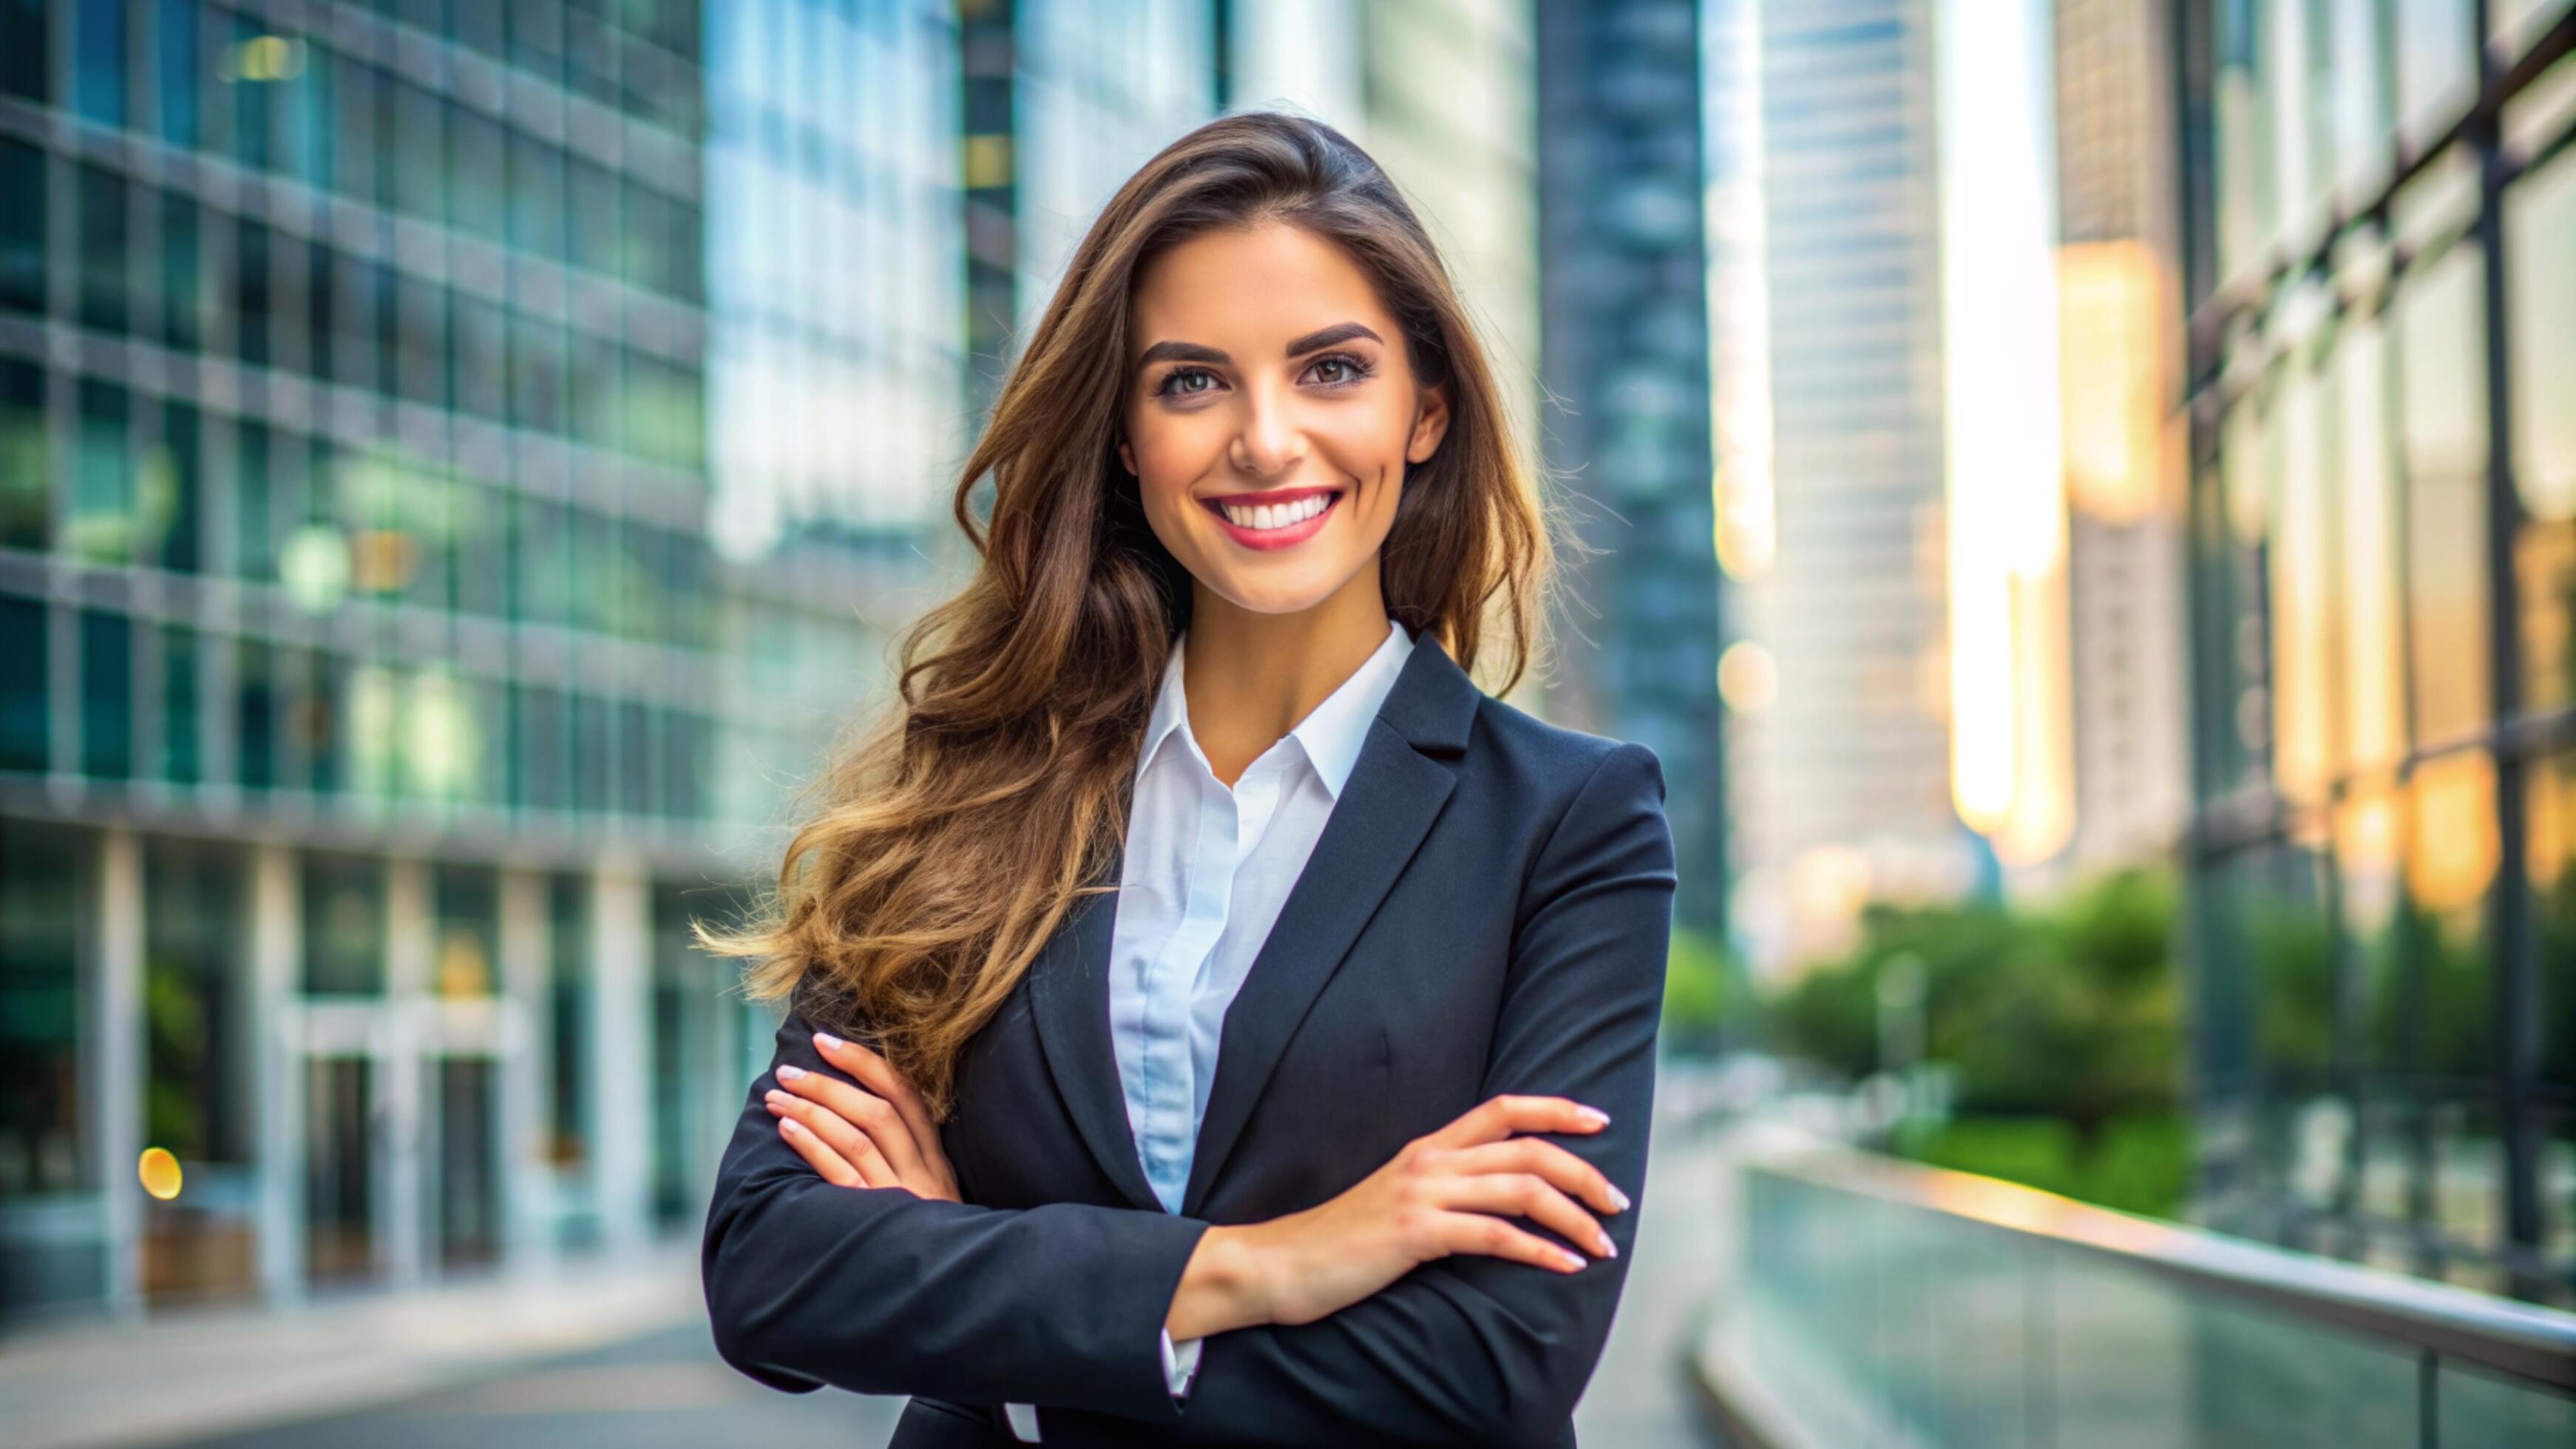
[1128,223,1390,354]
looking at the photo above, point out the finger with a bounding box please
[814,1032,942,1156]
[767,1090,898,1189]
[1432,1208,1591,1275]
[1431,1094,1610,1149]
[1435,1172,1616,1260]
[1442,1137,1629,1215]
[777,1116,868,1189]
[777,1065,925,1184]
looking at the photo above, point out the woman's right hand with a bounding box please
[1195,1094,1630,1333]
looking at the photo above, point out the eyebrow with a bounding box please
[1135,322,1384,370]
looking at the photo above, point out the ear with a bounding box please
[1118,437,1136,475]
[1407,381,1451,464]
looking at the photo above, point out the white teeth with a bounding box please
[1221,494,1331,530]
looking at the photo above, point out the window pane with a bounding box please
[2395,248,2492,746]
[156,0,199,148]
[2509,146,2576,713]
[75,0,126,128]
[71,381,132,564]
[0,595,46,770]
[0,0,47,103]
[301,852,383,995]
[80,609,132,778]
[161,192,203,350]
[0,818,86,1218]
[160,622,198,782]
[0,359,44,550]
[78,165,128,334]
[0,139,41,315]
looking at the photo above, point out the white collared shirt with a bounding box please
[1003,617,1415,1443]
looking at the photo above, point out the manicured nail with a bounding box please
[777,1065,807,1082]
[1608,1185,1630,1212]
[1559,1248,1586,1270]
[1576,1106,1610,1128]
[780,1119,805,1136]
[1599,1235,1617,1258]
[764,1090,787,1107]
[813,1031,845,1052]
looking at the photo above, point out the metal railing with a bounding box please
[1695,1127,2576,1448]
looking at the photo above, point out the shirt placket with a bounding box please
[1138,767,1233,1210]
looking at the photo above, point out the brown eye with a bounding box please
[1156,367,1218,398]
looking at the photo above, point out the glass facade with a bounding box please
[0,0,925,1317]
[2177,0,2576,1306]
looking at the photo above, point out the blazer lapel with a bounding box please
[1026,628,1483,1221]
[1028,872,1165,1212]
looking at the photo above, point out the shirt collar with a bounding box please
[1136,617,1414,801]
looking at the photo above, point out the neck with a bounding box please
[1181,572,1391,787]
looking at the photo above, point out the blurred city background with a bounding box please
[0,0,2570,1445]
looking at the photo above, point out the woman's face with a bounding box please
[1120,221,1449,617]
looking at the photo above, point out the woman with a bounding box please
[697,110,1676,1449]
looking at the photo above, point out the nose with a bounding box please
[1227,382,1305,480]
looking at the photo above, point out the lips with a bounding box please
[1201,486,1344,552]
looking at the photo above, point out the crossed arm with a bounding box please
[701,742,1676,1446]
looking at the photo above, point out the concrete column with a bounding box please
[382,857,430,1286]
[496,867,551,1266]
[91,827,145,1317]
[248,842,304,1303]
[589,859,653,1252]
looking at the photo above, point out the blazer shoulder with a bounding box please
[1463,691,1662,804]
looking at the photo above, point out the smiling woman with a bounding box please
[694,109,1674,1449]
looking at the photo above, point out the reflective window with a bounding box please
[160,623,198,783]
[301,852,383,996]
[74,0,126,128]
[2393,248,2491,746]
[0,359,43,551]
[160,192,203,350]
[78,166,128,334]
[0,0,45,103]
[235,637,276,791]
[80,609,132,778]
[2508,146,2576,713]
[0,818,85,1209]
[72,380,131,564]
[155,0,199,147]
[0,139,41,315]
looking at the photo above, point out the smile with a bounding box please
[1201,487,1343,552]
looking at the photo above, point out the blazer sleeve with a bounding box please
[700,996,1216,1422]
[1157,740,1678,1448]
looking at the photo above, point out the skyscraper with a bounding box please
[1719,0,1965,969]
[1536,0,1727,937]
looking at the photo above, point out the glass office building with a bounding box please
[0,0,943,1317]
[2176,0,2575,1305]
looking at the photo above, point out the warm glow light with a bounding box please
[1718,640,1778,716]
[138,1147,183,1201]
[221,36,306,84]
[2057,241,2172,523]
[1938,0,2067,844]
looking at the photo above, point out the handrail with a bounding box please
[1741,1127,2576,1393]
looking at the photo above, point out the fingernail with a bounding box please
[1599,1235,1617,1258]
[813,1031,844,1051]
[764,1090,787,1106]
[1559,1248,1586,1270]
[1576,1106,1610,1128]
[777,1064,807,1082]
[780,1119,804,1136]
[1609,1185,1630,1212]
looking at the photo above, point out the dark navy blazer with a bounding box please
[701,625,1678,1448]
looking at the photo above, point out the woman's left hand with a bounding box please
[765,1031,961,1203]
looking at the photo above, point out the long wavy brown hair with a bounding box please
[694,110,1576,1123]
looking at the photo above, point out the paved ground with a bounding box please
[180,1320,892,1448]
